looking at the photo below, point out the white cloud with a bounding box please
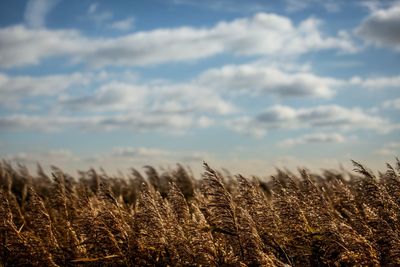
[112,147,171,158]
[350,75,400,89]
[0,72,91,108]
[24,0,59,28]
[279,132,347,147]
[86,3,113,25]
[0,70,237,133]
[285,0,340,13]
[151,84,237,115]
[356,3,400,50]
[0,114,87,132]
[88,3,98,14]
[44,149,76,159]
[59,82,148,112]
[228,104,392,137]
[383,98,400,109]
[0,26,86,68]
[226,116,267,138]
[171,0,267,13]
[0,112,203,134]
[108,17,135,31]
[5,149,78,164]
[109,146,210,163]
[197,116,214,128]
[86,3,136,34]
[197,64,340,98]
[0,12,357,69]
[85,147,209,165]
[3,147,210,174]
[7,105,390,137]
[59,81,236,115]
[375,142,400,156]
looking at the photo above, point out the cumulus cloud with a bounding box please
[59,82,148,112]
[356,3,400,50]
[0,72,91,108]
[226,116,267,138]
[0,12,356,69]
[0,70,237,134]
[148,84,237,115]
[198,64,340,98]
[60,81,236,115]
[1,60,397,136]
[279,132,347,147]
[0,114,87,132]
[24,0,59,28]
[0,26,86,68]
[228,104,391,137]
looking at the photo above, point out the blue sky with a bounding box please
[0,0,399,175]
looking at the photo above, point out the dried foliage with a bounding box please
[0,159,399,266]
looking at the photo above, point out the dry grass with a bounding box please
[1,159,400,266]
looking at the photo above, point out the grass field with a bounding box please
[1,159,400,266]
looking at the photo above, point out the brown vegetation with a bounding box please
[1,159,400,266]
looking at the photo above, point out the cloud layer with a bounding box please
[0,12,356,69]
[228,104,391,137]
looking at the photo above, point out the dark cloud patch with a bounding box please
[356,3,400,50]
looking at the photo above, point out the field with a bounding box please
[1,160,400,266]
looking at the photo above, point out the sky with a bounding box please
[0,0,399,176]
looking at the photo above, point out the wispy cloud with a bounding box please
[5,149,79,164]
[24,0,59,28]
[99,147,210,164]
[86,3,134,31]
[285,0,341,13]
[350,75,400,89]
[0,112,210,135]
[375,142,400,156]
[112,147,172,158]
[279,132,347,147]
[171,0,268,14]
[108,17,135,31]
[383,98,400,110]
[86,3,113,25]
[3,147,209,173]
